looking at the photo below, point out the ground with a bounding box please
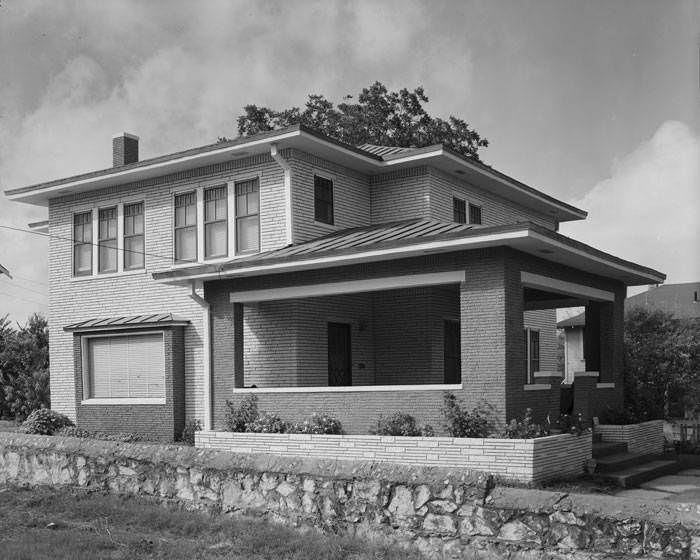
[0,484,424,560]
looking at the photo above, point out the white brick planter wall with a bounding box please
[195,431,592,483]
[595,420,664,456]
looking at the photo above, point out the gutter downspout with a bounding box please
[189,280,212,431]
[270,143,293,246]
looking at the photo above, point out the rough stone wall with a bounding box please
[0,433,698,560]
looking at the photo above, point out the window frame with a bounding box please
[234,178,261,255]
[73,210,94,277]
[453,197,467,224]
[203,185,228,259]
[314,174,334,225]
[81,330,166,404]
[174,190,198,263]
[523,327,541,384]
[123,201,145,271]
[468,203,482,225]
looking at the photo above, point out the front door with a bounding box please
[444,320,461,384]
[328,322,351,386]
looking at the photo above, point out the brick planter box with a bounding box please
[196,431,592,483]
[595,420,665,456]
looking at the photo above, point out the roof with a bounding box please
[556,282,700,328]
[63,313,190,333]
[3,124,586,222]
[152,218,665,286]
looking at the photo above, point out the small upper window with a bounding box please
[123,202,145,270]
[98,207,118,273]
[73,212,93,277]
[314,175,334,225]
[174,192,197,263]
[453,198,466,224]
[235,178,260,253]
[469,203,482,225]
[204,186,228,258]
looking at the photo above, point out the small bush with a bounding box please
[442,393,489,438]
[500,408,546,439]
[21,409,74,435]
[181,419,202,445]
[288,412,343,435]
[246,411,288,433]
[53,426,142,442]
[55,426,91,438]
[557,413,586,435]
[225,394,259,432]
[370,412,433,436]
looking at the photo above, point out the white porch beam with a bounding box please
[230,271,466,303]
[521,271,614,302]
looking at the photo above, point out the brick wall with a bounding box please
[596,420,665,456]
[196,431,592,483]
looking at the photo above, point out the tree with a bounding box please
[623,308,700,419]
[229,82,489,161]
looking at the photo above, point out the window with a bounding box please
[443,320,461,383]
[73,211,93,276]
[469,203,482,225]
[98,207,118,273]
[523,328,540,384]
[174,192,197,263]
[123,202,144,270]
[235,178,260,253]
[85,333,164,399]
[453,197,466,224]
[314,175,334,225]
[204,186,228,258]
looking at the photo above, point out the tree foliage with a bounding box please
[229,82,489,161]
[0,313,50,420]
[623,308,700,419]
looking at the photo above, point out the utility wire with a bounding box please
[0,277,47,298]
[0,290,47,307]
[10,274,48,287]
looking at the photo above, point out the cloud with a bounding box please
[561,120,700,285]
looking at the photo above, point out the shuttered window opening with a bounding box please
[453,197,466,224]
[86,333,165,399]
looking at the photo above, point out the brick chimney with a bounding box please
[112,133,139,167]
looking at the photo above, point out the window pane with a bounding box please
[175,227,197,262]
[453,198,466,224]
[314,176,333,224]
[124,236,144,269]
[215,198,227,220]
[246,192,259,214]
[74,243,92,275]
[175,206,186,228]
[205,221,227,258]
[99,239,118,273]
[236,194,247,216]
[469,203,482,225]
[236,216,259,252]
[185,204,197,225]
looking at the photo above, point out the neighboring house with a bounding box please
[4,125,664,441]
[558,282,700,382]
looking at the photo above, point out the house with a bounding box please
[558,282,700,382]
[4,125,665,441]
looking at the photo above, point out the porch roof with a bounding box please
[152,219,665,287]
[63,313,190,333]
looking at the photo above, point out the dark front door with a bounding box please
[328,322,351,386]
[444,320,461,384]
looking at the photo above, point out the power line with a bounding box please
[0,277,47,298]
[10,274,48,287]
[0,290,47,307]
[0,223,173,263]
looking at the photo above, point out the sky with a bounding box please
[0,0,698,323]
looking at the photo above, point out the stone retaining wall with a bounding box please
[196,431,592,483]
[596,420,665,456]
[1,433,698,559]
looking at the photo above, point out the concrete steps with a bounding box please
[591,437,679,488]
[597,460,680,489]
[592,441,628,459]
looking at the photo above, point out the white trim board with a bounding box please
[233,383,463,394]
[521,271,615,302]
[229,271,465,302]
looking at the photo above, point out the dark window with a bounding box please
[123,202,144,270]
[469,203,482,225]
[73,211,92,276]
[453,197,466,224]
[235,179,260,253]
[204,186,228,258]
[444,320,461,383]
[314,175,334,225]
[523,328,540,384]
[174,192,197,263]
[98,207,118,273]
[328,322,351,386]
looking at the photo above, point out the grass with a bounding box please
[0,484,424,560]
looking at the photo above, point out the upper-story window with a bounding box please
[314,175,334,225]
[98,207,118,273]
[204,186,228,259]
[453,197,466,224]
[469,203,482,225]
[123,202,145,270]
[235,178,260,253]
[174,192,197,263]
[73,211,93,277]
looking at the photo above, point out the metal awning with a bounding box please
[64,313,190,333]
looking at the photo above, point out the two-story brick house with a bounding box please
[5,125,664,441]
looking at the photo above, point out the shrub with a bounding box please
[441,393,489,438]
[55,426,91,438]
[181,419,203,445]
[557,413,586,435]
[225,394,259,432]
[288,412,343,435]
[21,409,74,435]
[500,408,546,439]
[600,405,649,425]
[246,411,288,433]
[370,412,433,436]
[53,427,143,442]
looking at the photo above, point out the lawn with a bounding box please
[0,484,424,560]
